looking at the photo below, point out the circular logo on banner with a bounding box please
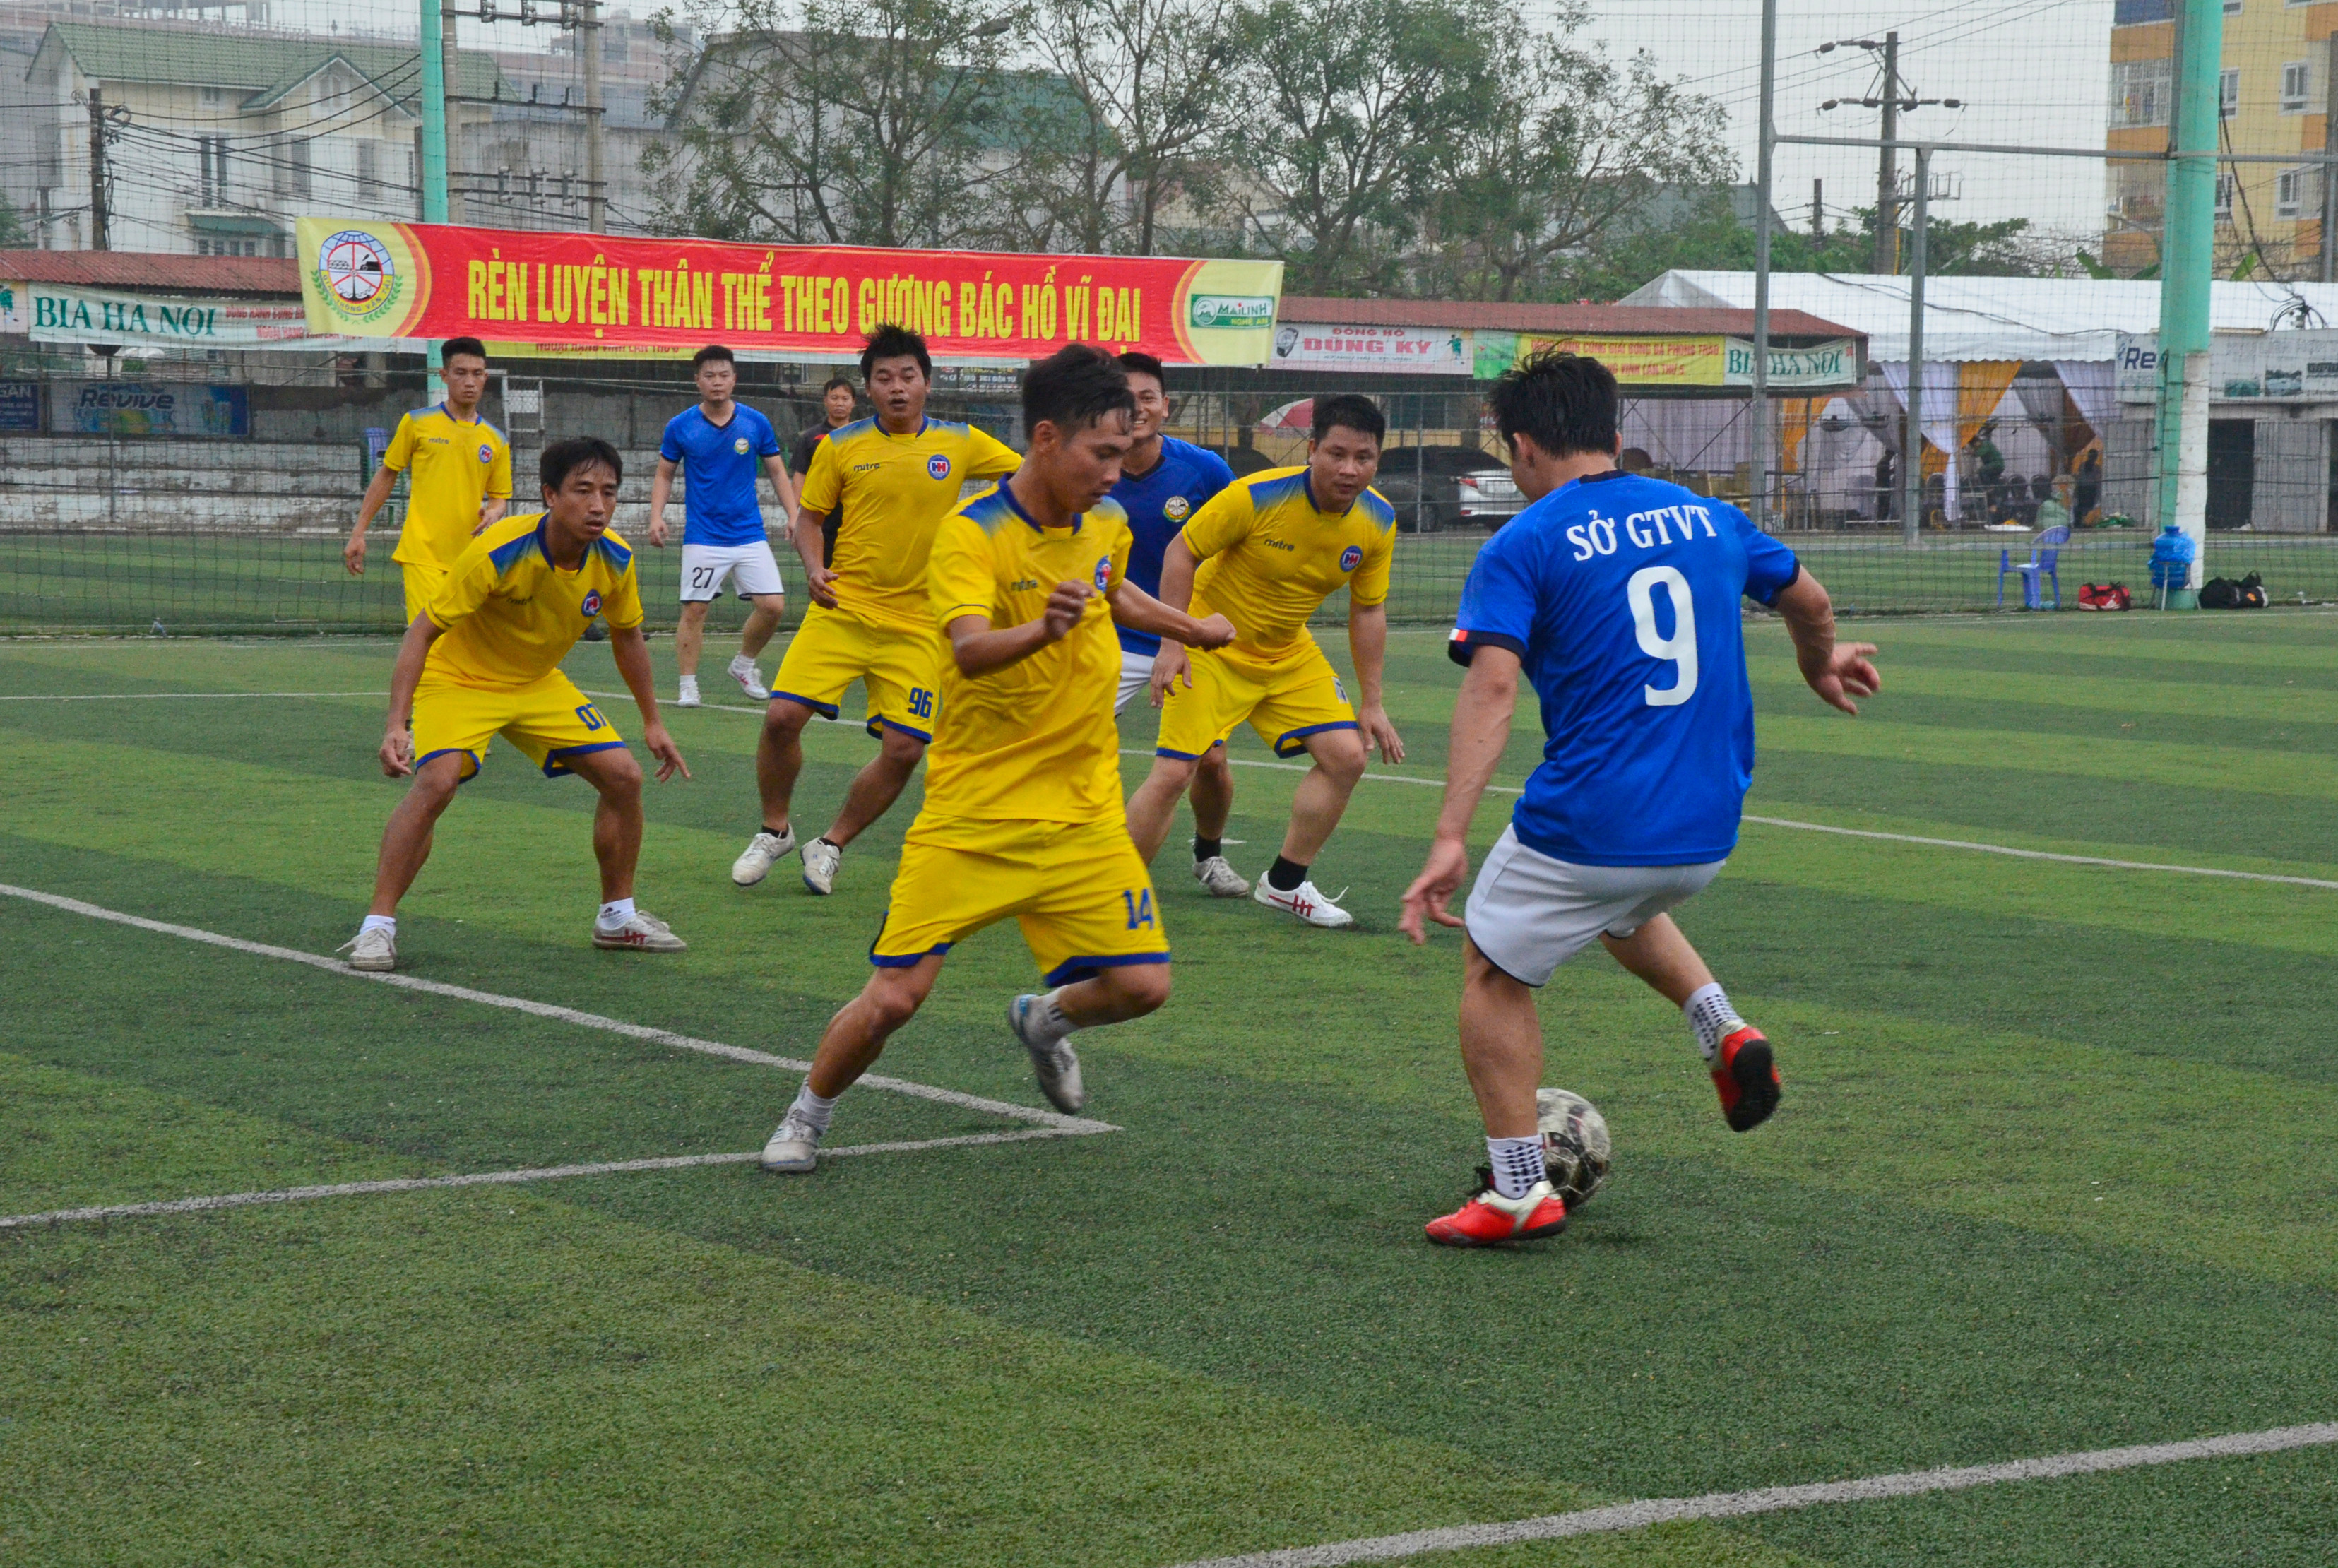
[1093,556,1113,590]
[927,454,953,481]
[1339,545,1364,572]
[733,436,751,455]
[581,590,603,617]
[477,443,494,464]
[1163,495,1190,522]
[309,224,421,333]
[320,229,393,306]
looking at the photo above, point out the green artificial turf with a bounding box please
[4,617,2337,1567]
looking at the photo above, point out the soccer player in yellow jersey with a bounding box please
[338,438,692,974]
[731,325,1022,897]
[343,337,514,624]
[1125,394,1406,930]
[759,346,1234,1172]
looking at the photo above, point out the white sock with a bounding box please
[360,914,396,936]
[1025,987,1076,1045]
[596,897,636,930]
[679,674,699,691]
[729,654,756,672]
[1486,1135,1546,1200]
[1684,982,1743,1065]
[789,1081,839,1132]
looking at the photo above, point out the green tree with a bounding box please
[0,191,27,250]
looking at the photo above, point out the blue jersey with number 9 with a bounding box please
[1447,470,1800,867]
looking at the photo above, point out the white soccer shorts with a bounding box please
[679,540,785,602]
[1462,825,1726,988]
[1114,648,1155,715]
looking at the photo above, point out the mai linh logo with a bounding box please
[316,229,404,325]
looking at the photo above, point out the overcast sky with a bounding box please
[278,0,2119,244]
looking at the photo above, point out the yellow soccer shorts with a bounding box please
[411,668,627,782]
[769,602,942,741]
[1154,637,1357,761]
[401,562,446,627]
[870,816,1169,987]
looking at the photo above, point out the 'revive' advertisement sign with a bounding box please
[296,218,1283,365]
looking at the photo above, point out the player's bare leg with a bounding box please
[1456,937,1543,1139]
[366,752,468,917]
[569,745,687,951]
[1254,727,1365,927]
[733,696,818,886]
[674,598,711,684]
[737,593,785,665]
[1125,752,1199,861]
[1187,744,1249,896]
[1603,914,1777,1132]
[821,725,925,850]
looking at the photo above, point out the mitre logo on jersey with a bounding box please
[733,436,750,455]
[1093,555,1112,590]
[927,454,953,481]
[581,590,603,617]
[1339,545,1363,572]
[1163,495,1190,522]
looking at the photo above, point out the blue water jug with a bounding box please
[2147,523,2196,588]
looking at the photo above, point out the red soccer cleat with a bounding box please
[1424,1169,1569,1248]
[1712,1026,1781,1132]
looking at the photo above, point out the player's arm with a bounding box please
[944,583,1092,677]
[647,456,679,548]
[1104,578,1232,650]
[1772,569,1880,715]
[608,622,691,783]
[1399,644,1520,942]
[1346,603,1404,763]
[480,440,511,531]
[791,440,842,607]
[345,463,400,576]
[1144,535,1205,703]
[476,496,508,533]
[379,613,446,777]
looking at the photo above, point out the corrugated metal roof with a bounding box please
[1277,295,1861,343]
[0,249,299,295]
[1619,269,2338,362]
[42,20,506,108]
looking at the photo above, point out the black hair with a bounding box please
[1116,350,1167,386]
[821,374,855,396]
[692,343,735,370]
[1023,343,1135,436]
[1311,392,1385,446]
[441,335,487,364]
[540,436,624,493]
[1490,350,1618,459]
[860,323,931,380]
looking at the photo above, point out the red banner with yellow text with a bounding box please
[296,218,1283,366]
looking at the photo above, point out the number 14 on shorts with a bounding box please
[1122,889,1155,929]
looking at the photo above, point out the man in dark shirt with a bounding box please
[793,375,858,478]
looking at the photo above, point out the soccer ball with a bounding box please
[1536,1088,1611,1210]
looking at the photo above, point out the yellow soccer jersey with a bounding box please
[922,485,1132,823]
[799,416,1021,633]
[385,403,514,571]
[1182,466,1396,655]
[424,513,643,689]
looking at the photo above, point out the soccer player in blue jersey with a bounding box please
[1110,352,1247,898]
[648,344,798,708]
[1399,351,1880,1247]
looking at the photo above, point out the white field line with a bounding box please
[0,883,1117,1136]
[0,1127,1083,1233]
[1163,1422,2338,1568]
[19,684,2333,893]
[0,691,380,700]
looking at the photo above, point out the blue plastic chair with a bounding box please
[1998,525,2071,610]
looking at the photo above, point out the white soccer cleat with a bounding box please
[727,655,767,701]
[675,676,701,709]
[592,910,688,951]
[760,1111,823,1173]
[1008,994,1086,1114]
[337,927,397,972]
[1192,855,1250,898]
[1254,876,1354,929]
[800,836,843,896]
[730,826,797,886]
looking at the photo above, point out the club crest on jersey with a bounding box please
[733,436,751,455]
[1163,494,1190,522]
[1093,555,1112,590]
[927,454,953,481]
[581,590,603,617]
[477,443,494,464]
[1339,545,1363,572]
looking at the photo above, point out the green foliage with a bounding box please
[0,191,28,250]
